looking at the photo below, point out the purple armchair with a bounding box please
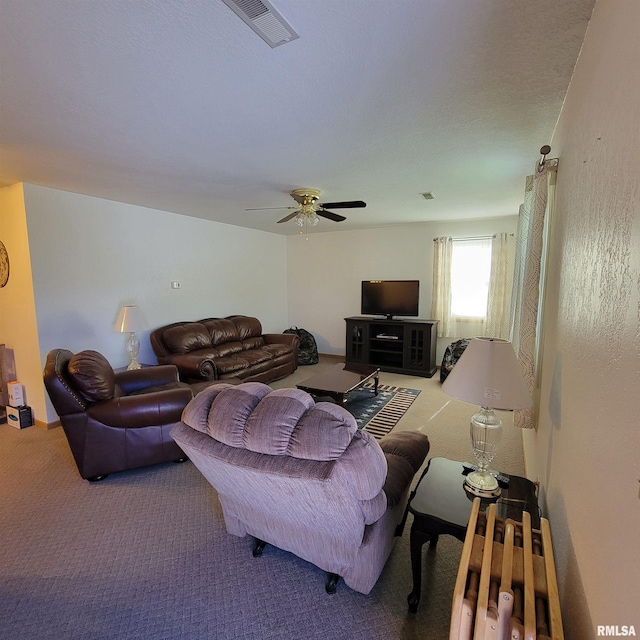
[170,382,430,594]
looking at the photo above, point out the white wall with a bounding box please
[22,185,288,422]
[525,1,640,636]
[286,217,518,360]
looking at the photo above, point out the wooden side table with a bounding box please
[406,457,539,613]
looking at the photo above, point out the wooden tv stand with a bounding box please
[344,317,438,378]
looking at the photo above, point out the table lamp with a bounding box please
[441,337,532,497]
[113,305,148,370]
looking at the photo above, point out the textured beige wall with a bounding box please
[0,184,46,423]
[523,1,640,636]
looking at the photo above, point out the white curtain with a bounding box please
[485,232,511,339]
[431,236,453,337]
[509,164,554,429]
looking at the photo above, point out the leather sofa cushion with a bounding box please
[164,323,211,354]
[262,343,293,358]
[231,316,262,340]
[239,349,271,366]
[67,350,115,402]
[213,341,243,357]
[241,336,265,350]
[215,355,250,375]
[201,319,239,346]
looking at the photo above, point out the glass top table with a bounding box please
[406,457,539,613]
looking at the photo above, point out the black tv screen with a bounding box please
[361,280,420,319]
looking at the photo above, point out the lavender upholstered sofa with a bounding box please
[170,382,430,594]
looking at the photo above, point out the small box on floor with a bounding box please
[7,405,33,429]
[8,381,25,407]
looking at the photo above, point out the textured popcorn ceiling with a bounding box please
[0,0,594,234]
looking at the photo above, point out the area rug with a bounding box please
[345,383,421,439]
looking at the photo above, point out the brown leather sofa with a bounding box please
[150,315,299,384]
[43,349,217,481]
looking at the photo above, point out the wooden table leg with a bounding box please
[407,522,432,613]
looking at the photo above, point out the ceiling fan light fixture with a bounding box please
[294,208,319,227]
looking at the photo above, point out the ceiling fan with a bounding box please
[245,188,366,226]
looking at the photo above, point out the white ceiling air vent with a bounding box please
[221,0,299,48]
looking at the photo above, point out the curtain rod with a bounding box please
[433,234,514,242]
[538,144,559,171]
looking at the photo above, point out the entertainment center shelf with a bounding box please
[344,317,438,378]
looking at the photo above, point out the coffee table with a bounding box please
[296,362,380,405]
[406,457,540,613]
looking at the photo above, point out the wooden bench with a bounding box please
[450,498,564,640]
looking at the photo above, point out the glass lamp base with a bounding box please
[464,470,501,497]
[126,332,141,370]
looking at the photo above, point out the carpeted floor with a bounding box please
[0,357,526,640]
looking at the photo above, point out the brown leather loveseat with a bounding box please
[150,315,299,384]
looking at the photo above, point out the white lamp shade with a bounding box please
[113,305,148,333]
[441,337,532,410]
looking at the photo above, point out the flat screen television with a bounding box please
[361,280,420,320]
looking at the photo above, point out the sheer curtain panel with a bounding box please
[431,236,453,337]
[485,233,511,339]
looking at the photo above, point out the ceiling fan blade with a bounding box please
[277,212,299,223]
[319,200,366,209]
[317,209,346,222]
[245,206,297,211]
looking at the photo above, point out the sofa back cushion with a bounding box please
[67,350,115,402]
[182,383,358,461]
[241,336,265,350]
[200,318,240,346]
[230,316,262,340]
[163,323,212,354]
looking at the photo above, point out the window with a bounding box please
[450,238,492,319]
[431,234,511,339]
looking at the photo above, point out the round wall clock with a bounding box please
[0,240,9,287]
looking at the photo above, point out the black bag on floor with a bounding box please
[284,326,319,365]
[440,338,471,383]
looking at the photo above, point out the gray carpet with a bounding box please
[1,360,526,640]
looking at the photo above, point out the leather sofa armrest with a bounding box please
[87,388,193,428]
[158,354,217,381]
[263,333,299,349]
[115,365,180,394]
[264,333,299,367]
